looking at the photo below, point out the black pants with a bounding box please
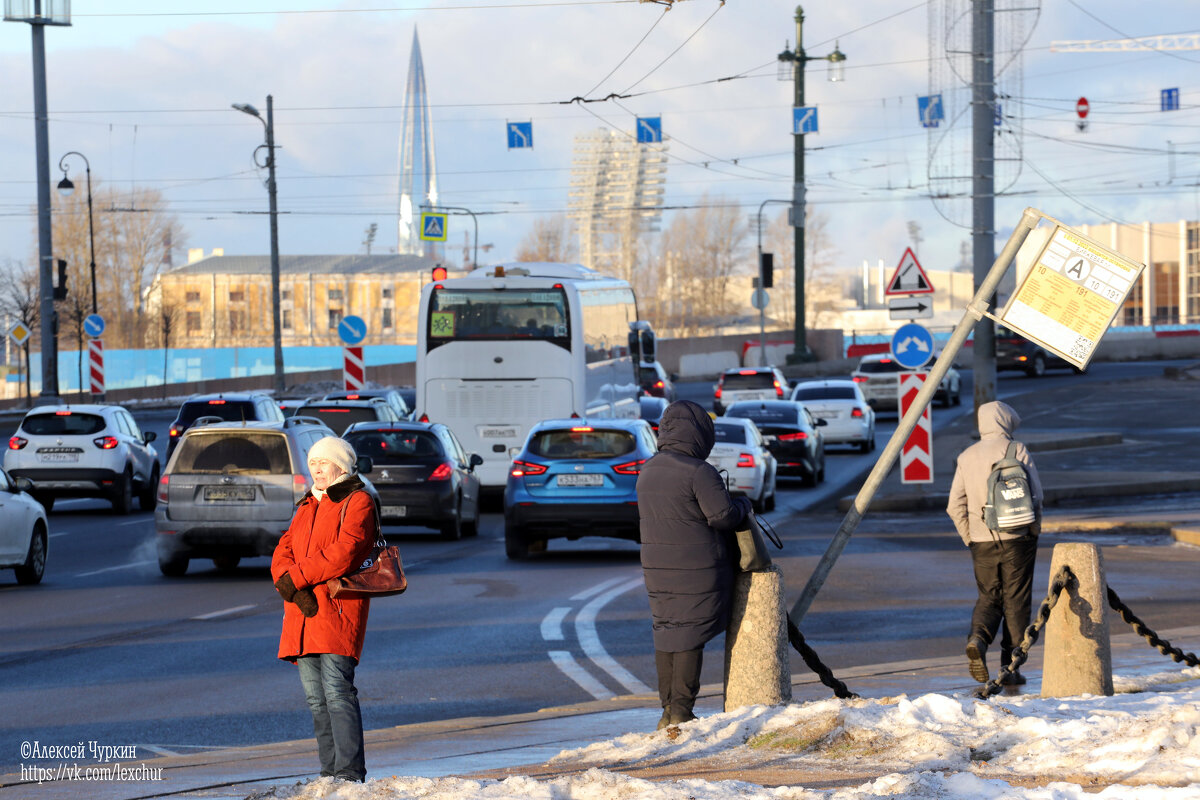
[969,535,1038,667]
[655,648,703,722]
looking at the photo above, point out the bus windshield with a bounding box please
[428,287,569,348]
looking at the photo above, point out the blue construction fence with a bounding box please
[9,344,416,394]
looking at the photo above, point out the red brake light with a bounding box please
[714,387,723,399]
[777,431,808,441]
[93,436,119,450]
[157,474,170,504]
[738,369,756,375]
[429,462,453,481]
[419,414,429,423]
[208,399,227,405]
[736,452,755,468]
[879,358,893,364]
[852,376,868,383]
[571,426,593,432]
[851,408,865,418]
[612,458,646,475]
[54,410,72,416]
[293,473,310,501]
[774,380,784,397]
[9,436,27,450]
[345,394,361,400]
[510,459,547,477]
[169,426,180,438]
[654,380,664,389]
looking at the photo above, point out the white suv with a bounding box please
[713,367,789,415]
[4,404,160,514]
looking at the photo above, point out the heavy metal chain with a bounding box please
[1107,587,1200,667]
[977,565,1074,699]
[786,615,859,699]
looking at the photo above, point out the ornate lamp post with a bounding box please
[777,5,845,364]
[56,151,97,314]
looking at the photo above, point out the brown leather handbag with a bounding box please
[326,494,407,599]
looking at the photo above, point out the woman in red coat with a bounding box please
[271,436,376,783]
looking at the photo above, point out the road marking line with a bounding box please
[540,607,571,642]
[191,604,256,621]
[576,577,652,695]
[117,518,151,527]
[547,650,614,700]
[49,532,70,538]
[570,575,627,602]
[76,560,154,577]
[138,745,182,757]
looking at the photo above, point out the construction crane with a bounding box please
[1051,33,1200,53]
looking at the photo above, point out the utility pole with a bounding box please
[971,0,998,410]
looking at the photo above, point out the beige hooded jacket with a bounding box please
[946,400,1043,545]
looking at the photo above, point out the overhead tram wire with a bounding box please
[581,6,668,99]
[70,1,641,18]
[620,1,725,94]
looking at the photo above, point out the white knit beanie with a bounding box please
[307,436,357,475]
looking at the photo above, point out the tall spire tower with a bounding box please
[397,28,439,258]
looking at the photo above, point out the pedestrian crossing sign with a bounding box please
[421,212,448,242]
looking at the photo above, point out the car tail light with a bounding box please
[879,358,893,364]
[736,453,755,468]
[714,386,722,399]
[774,379,784,397]
[571,426,593,432]
[510,459,547,477]
[612,458,646,475]
[8,436,27,450]
[293,473,310,502]
[738,369,757,375]
[851,408,865,418]
[55,410,72,416]
[1016,355,1028,362]
[429,462,453,481]
[345,394,361,400]
[419,413,429,422]
[852,376,868,383]
[208,399,227,405]
[777,431,808,441]
[169,426,181,439]
[157,474,170,504]
[93,436,119,450]
[654,380,664,389]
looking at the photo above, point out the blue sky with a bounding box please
[0,0,1195,282]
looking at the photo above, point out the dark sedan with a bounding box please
[723,400,826,486]
[342,422,482,541]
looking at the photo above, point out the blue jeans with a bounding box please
[296,654,366,781]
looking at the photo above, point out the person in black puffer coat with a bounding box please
[637,400,752,729]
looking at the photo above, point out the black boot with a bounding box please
[966,637,989,683]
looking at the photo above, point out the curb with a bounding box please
[1173,527,1200,546]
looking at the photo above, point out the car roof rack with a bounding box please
[284,415,328,429]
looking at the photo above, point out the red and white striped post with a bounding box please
[899,371,932,484]
[343,346,364,391]
[88,338,105,396]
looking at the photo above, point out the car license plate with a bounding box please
[203,486,256,501]
[480,426,518,439]
[557,474,603,487]
[381,505,407,517]
[39,453,79,462]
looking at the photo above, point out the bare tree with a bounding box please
[59,292,91,400]
[655,194,747,335]
[765,206,840,330]
[515,215,577,263]
[0,260,40,406]
[50,180,186,349]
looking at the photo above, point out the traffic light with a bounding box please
[760,252,774,289]
[53,258,68,300]
[431,265,447,281]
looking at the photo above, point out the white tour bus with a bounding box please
[415,263,641,490]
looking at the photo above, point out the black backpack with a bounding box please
[983,441,1037,533]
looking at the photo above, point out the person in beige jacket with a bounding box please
[947,400,1042,685]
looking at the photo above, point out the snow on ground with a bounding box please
[251,667,1200,800]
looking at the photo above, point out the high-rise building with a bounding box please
[397,28,439,259]
[568,129,667,280]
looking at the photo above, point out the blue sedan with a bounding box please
[503,418,658,559]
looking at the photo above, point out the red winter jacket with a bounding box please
[271,475,376,662]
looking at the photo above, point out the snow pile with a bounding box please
[250,666,1200,800]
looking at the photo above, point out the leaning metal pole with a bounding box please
[789,207,1043,623]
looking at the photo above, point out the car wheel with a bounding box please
[14,522,47,585]
[139,464,160,512]
[462,505,479,538]
[764,484,776,512]
[111,468,134,515]
[158,543,189,577]
[751,488,766,514]
[504,521,529,560]
[212,556,241,571]
[440,498,463,541]
[32,493,54,513]
[859,437,871,453]
[1026,354,1046,378]
[817,456,826,483]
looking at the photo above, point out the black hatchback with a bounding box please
[341,422,482,540]
[167,393,285,460]
[723,400,826,486]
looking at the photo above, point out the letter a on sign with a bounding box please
[885,247,935,296]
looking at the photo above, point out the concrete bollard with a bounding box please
[723,565,792,711]
[1041,542,1114,698]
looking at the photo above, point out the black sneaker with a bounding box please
[966,637,990,683]
[1000,670,1027,686]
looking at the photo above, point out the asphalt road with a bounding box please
[1,359,1197,773]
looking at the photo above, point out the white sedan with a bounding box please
[791,379,876,453]
[0,467,48,585]
[707,418,777,513]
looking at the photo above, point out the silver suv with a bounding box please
[154,417,374,576]
[4,404,160,514]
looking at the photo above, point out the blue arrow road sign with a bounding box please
[1162,87,1180,111]
[507,121,533,149]
[338,315,367,345]
[792,106,818,134]
[84,313,106,338]
[918,94,944,128]
[636,116,662,143]
[891,322,934,369]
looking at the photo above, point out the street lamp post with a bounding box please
[777,5,845,365]
[233,96,285,395]
[426,205,479,269]
[56,152,97,314]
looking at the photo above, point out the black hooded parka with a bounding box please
[636,400,751,652]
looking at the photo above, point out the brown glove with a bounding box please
[294,588,319,618]
[274,572,298,602]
